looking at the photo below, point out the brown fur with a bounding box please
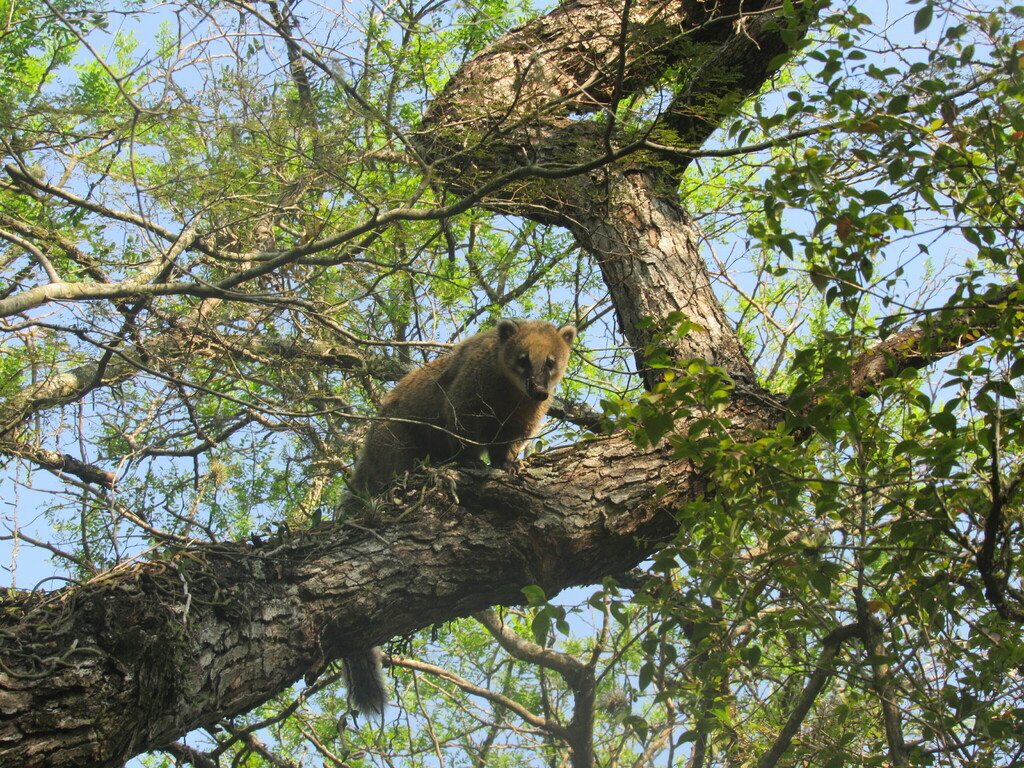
[351,319,576,495]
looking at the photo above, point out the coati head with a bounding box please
[496,319,577,402]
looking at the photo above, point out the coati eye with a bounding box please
[518,353,530,370]
[545,357,556,370]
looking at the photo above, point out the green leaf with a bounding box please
[521,585,547,605]
[914,3,934,33]
[531,612,550,645]
[861,188,892,205]
[638,661,655,691]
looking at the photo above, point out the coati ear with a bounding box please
[496,318,520,342]
[558,325,577,345]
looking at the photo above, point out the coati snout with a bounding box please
[528,386,549,402]
[501,325,571,402]
[351,318,576,495]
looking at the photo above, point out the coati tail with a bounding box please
[343,647,388,716]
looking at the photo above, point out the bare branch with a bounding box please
[754,623,861,768]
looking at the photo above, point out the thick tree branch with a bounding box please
[862,612,910,767]
[657,4,809,170]
[0,435,697,766]
[809,280,1024,407]
[0,441,116,487]
[417,0,797,166]
[414,0,806,387]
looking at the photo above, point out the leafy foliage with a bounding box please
[4,0,1024,766]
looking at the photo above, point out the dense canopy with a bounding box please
[2,0,1024,766]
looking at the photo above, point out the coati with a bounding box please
[341,318,576,716]
[351,318,577,494]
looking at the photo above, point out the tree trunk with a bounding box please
[415,0,801,380]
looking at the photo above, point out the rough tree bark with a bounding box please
[414,0,804,378]
[0,0,1012,766]
[0,436,697,766]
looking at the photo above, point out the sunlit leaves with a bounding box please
[607,7,1024,761]
[614,316,734,452]
[4,0,1024,766]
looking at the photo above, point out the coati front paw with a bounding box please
[506,461,525,477]
[490,458,522,476]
